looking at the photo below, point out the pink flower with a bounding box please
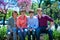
[17,0,32,11]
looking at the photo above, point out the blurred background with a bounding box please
[0,0,60,40]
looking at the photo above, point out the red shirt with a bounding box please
[37,14,53,27]
[17,15,27,28]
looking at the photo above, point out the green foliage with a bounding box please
[31,3,38,14]
[0,26,7,40]
[53,31,60,40]
[41,1,59,25]
[43,30,60,40]
[58,20,60,25]
[44,34,49,40]
[6,9,13,20]
[0,12,5,20]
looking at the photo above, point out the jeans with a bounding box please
[7,27,17,40]
[36,27,53,40]
[28,29,36,40]
[18,28,27,40]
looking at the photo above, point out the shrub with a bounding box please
[43,30,60,40]
[53,31,60,40]
[0,25,7,40]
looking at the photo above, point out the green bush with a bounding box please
[0,25,7,40]
[43,30,60,40]
[43,34,49,40]
[6,9,13,20]
[0,12,5,20]
[53,31,60,40]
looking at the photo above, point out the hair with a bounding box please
[37,8,42,12]
[12,11,18,16]
[29,10,34,14]
[19,9,26,14]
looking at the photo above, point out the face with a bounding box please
[37,10,42,16]
[29,13,34,18]
[21,12,25,16]
[13,13,18,18]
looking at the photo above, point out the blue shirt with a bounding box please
[27,16,38,29]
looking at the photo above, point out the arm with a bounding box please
[16,17,21,29]
[50,22,54,28]
[46,22,54,30]
[17,17,24,32]
[46,15,53,22]
[7,18,12,31]
[46,15,54,29]
[27,19,30,30]
[34,18,38,29]
[27,17,32,30]
[7,19,10,28]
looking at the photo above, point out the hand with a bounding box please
[25,29,28,32]
[46,27,50,30]
[30,29,32,31]
[10,30,12,32]
[20,28,23,32]
[32,28,35,30]
[46,27,49,30]
[32,28,35,31]
[21,29,23,32]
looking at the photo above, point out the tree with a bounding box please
[0,0,7,25]
[17,0,32,11]
[37,0,42,8]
